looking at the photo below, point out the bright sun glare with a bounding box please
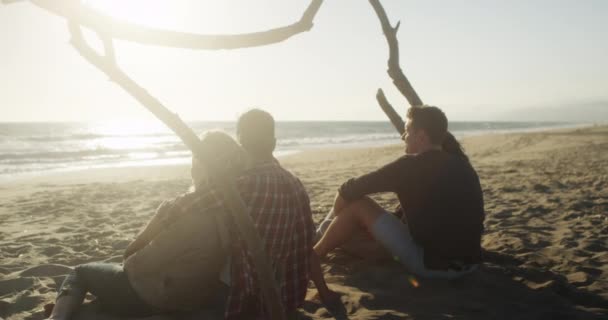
[85,0,175,26]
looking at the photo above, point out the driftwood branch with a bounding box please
[368,0,422,136]
[376,89,405,135]
[10,0,324,50]
[370,0,423,107]
[370,1,460,148]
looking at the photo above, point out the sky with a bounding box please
[1,0,607,122]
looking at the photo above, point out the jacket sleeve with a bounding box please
[338,156,411,201]
[123,198,175,259]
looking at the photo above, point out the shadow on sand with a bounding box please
[296,249,608,320]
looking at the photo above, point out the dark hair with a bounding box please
[407,106,469,161]
[442,131,469,162]
[406,106,448,145]
[236,109,276,157]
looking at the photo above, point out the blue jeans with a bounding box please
[58,262,159,317]
[59,262,229,317]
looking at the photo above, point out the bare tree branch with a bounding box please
[376,89,405,135]
[369,0,423,107]
[68,19,286,320]
[11,0,324,50]
[370,1,460,148]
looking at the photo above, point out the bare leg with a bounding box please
[340,232,391,261]
[308,250,340,307]
[314,198,385,258]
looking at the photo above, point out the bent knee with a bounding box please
[348,198,385,226]
[349,196,382,210]
[72,264,86,276]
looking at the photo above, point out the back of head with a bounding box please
[191,131,248,187]
[407,105,469,161]
[236,109,276,159]
[406,105,448,145]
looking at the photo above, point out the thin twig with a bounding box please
[376,89,405,135]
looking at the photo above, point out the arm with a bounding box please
[123,200,174,259]
[309,248,341,307]
[338,156,411,203]
[298,179,341,306]
[331,192,349,215]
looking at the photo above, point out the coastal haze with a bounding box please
[1,0,607,122]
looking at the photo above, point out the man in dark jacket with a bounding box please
[315,106,485,278]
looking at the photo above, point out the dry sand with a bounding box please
[0,125,606,319]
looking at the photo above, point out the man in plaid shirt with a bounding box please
[225,159,313,319]
[221,109,336,319]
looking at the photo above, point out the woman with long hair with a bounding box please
[47,131,247,320]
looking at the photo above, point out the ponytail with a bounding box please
[442,131,469,162]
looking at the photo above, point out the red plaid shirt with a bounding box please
[221,160,314,319]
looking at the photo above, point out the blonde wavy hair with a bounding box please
[191,131,248,190]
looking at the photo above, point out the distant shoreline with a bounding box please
[0,123,600,187]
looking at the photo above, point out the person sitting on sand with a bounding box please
[314,106,485,279]
[47,131,248,320]
[223,109,339,319]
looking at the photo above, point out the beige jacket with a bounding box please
[123,192,229,311]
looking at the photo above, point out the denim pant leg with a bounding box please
[58,262,159,317]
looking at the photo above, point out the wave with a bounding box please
[278,133,399,148]
[10,132,173,142]
[0,147,189,162]
[0,121,577,176]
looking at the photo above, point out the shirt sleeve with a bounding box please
[296,179,315,249]
[123,197,176,259]
[338,155,413,201]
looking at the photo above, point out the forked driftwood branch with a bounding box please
[0,1,329,319]
[376,89,405,136]
[6,0,323,50]
[369,0,423,135]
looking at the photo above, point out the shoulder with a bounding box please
[385,151,451,175]
[384,154,418,169]
[238,161,307,193]
[413,150,454,166]
[442,151,471,169]
[183,186,226,213]
[238,160,297,183]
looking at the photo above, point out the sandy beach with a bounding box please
[1,125,606,320]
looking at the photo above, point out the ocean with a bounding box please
[0,121,581,178]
